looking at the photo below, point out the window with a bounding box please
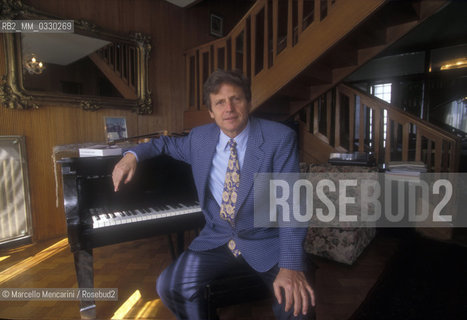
[444,97,467,133]
[371,83,392,103]
[0,136,33,247]
[370,83,392,147]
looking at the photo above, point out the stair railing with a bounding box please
[300,84,461,172]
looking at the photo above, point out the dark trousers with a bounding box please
[156,244,311,320]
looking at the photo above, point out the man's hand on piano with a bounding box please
[112,152,137,192]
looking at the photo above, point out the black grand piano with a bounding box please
[59,154,205,318]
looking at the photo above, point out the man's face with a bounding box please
[208,83,251,138]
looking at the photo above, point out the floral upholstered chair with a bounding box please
[301,163,377,265]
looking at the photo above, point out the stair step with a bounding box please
[298,64,334,86]
[375,0,420,27]
[318,42,359,69]
[278,82,311,101]
[347,21,388,50]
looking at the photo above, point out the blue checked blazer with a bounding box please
[130,117,307,272]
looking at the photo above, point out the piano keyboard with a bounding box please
[90,201,201,229]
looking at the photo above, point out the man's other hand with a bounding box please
[273,268,315,317]
[112,152,137,192]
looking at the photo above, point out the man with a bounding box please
[112,70,315,319]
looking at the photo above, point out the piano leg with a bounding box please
[73,249,96,319]
[176,231,185,255]
[166,232,188,260]
[166,234,176,260]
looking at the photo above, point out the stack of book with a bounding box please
[78,145,122,157]
[385,161,427,178]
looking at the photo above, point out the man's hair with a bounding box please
[203,69,251,110]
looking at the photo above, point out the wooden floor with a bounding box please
[0,231,401,320]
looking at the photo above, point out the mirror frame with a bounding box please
[0,0,152,114]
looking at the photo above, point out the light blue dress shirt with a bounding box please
[208,121,250,206]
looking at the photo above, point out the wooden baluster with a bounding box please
[326,90,332,142]
[113,44,117,73]
[287,0,293,49]
[199,47,211,108]
[415,128,421,162]
[373,107,381,164]
[402,122,410,161]
[231,33,236,71]
[441,140,448,172]
[272,0,278,63]
[110,45,115,70]
[334,91,341,148]
[348,91,356,153]
[119,43,124,77]
[426,137,432,171]
[434,139,442,172]
[250,12,257,78]
[223,44,228,70]
[314,0,320,24]
[226,37,232,70]
[359,103,365,153]
[449,141,459,173]
[385,117,392,166]
[313,99,319,134]
[213,41,224,70]
[243,21,248,75]
[306,103,312,132]
[125,44,129,83]
[297,0,303,38]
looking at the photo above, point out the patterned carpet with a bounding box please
[349,231,467,320]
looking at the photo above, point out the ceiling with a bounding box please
[347,1,467,82]
[381,1,467,56]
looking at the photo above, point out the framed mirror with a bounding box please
[0,1,152,114]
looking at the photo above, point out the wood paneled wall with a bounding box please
[0,0,252,241]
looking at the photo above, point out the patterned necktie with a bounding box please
[220,139,241,257]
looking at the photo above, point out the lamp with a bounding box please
[23,54,45,75]
[440,57,467,71]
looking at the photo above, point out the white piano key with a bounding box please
[90,202,201,229]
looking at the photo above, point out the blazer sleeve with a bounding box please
[273,129,307,271]
[129,131,193,165]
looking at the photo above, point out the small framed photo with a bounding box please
[104,116,128,142]
[210,13,223,38]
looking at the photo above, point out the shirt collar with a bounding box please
[219,120,250,152]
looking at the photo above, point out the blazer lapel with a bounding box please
[196,125,219,209]
[235,117,264,214]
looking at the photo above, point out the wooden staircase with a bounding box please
[184,0,449,126]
